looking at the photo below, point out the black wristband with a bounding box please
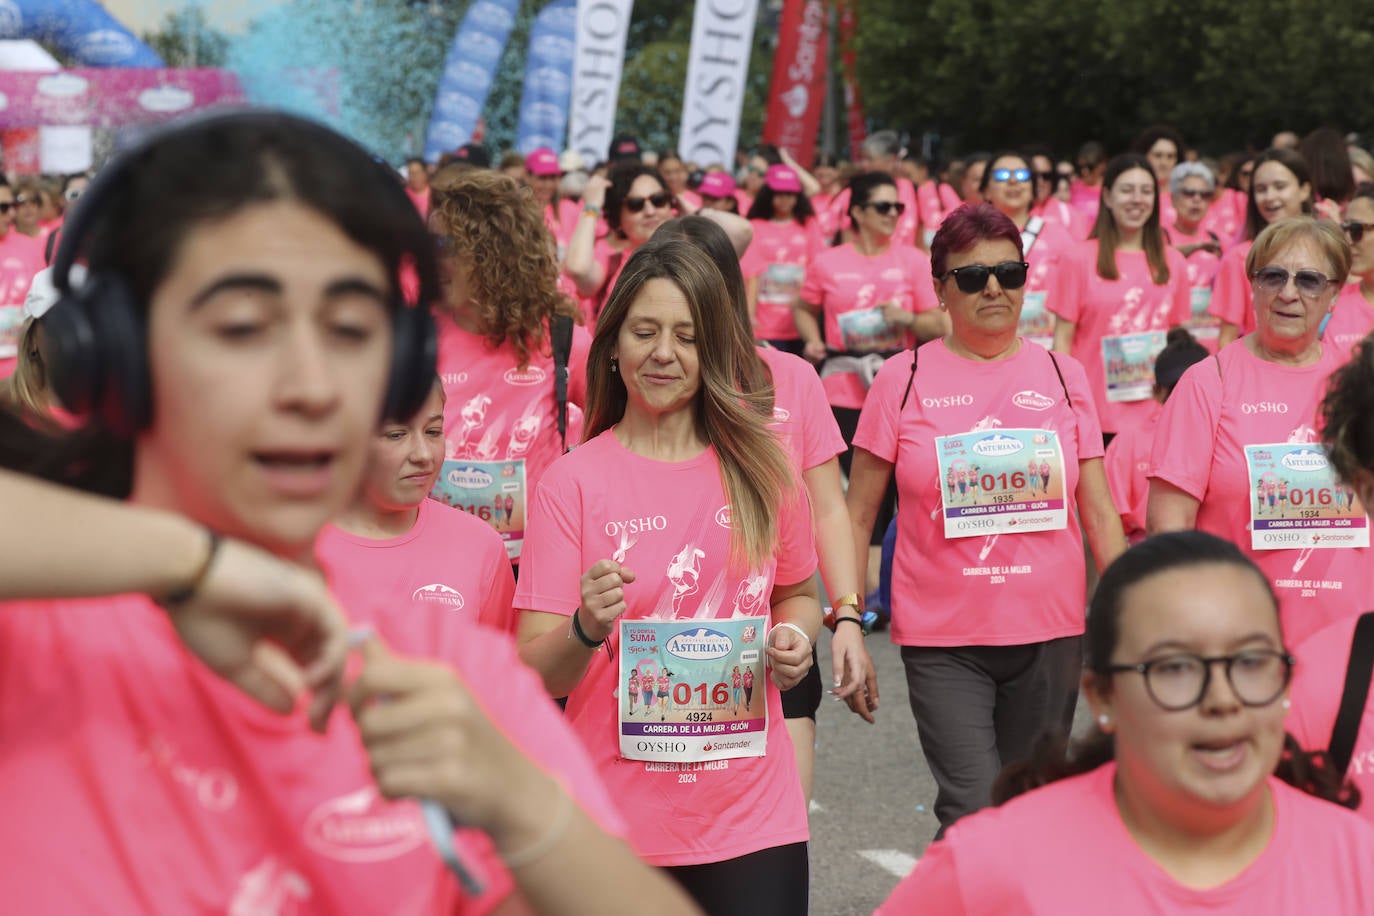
[833,615,865,634]
[160,530,222,607]
[570,608,605,649]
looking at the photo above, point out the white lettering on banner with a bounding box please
[679,0,760,167]
[568,0,635,164]
[603,515,669,538]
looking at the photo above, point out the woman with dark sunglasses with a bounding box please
[979,151,1077,349]
[797,171,943,598]
[1050,153,1191,445]
[878,531,1374,914]
[0,178,46,380]
[846,203,1125,837]
[1326,185,1374,363]
[1149,217,1374,648]
[564,162,682,319]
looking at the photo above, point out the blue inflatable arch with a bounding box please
[0,0,163,67]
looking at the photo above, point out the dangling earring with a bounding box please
[610,357,618,374]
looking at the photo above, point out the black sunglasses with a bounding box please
[1251,266,1338,297]
[0,202,12,214]
[864,201,906,216]
[1343,220,1374,244]
[940,260,1030,293]
[1175,188,1211,200]
[624,191,673,213]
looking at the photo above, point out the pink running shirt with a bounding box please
[758,345,847,472]
[851,340,1103,646]
[877,762,1374,914]
[1049,240,1191,434]
[1206,241,1257,337]
[1020,216,1077,348]
[1033,198,1091,242]
[1169,222,1224,352]
[0,590,624,914]
[800,242,939,409]
[741,218,826,341]
[1325,284,1374,365]
[1103,400,1161,542]
[514,430,817,866]
[318,498,517,633]
[0,230,46,379]
[1149,341,1374,646]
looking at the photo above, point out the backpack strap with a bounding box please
[551,314,574,453]
[1329,611,1374,777]
[1046,350,1071,408]
[44,228,59,266]
[898,345,919,413]
[1020,216,1045,257]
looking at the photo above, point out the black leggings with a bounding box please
[664,842,809,915]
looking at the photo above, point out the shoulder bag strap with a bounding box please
[1330,611,1374,777]
[551,314,574,453]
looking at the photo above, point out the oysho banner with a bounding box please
[516,0,578,154]
[761,0,827,166]
[566,0,635,167]
[678,0,759,169]
[423,0,520,162]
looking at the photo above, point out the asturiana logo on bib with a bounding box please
[446,465,494,489]
[304,787,427,862]
[973,433,1025,457]
[1012,390,1055,411]
[1281,449,1328,472]
[666,628,734,661]
[503,366,547,386]
[411,584,464,609]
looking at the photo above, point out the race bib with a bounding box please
[837,306,905,353]
[1186,287,1220,342]
[0,304,21,359]
[759,263,804,305]
[1101,330,1167,402]
[1018,291,1054,349]
[935,428,1068,539]
[430,458,527,560]
[618,616,768,763]
[1244,444,1369,550]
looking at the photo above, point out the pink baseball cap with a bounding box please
[765,164,802,193]
[699,172,736,198]
[526,147,560,176]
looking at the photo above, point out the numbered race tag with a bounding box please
[836,307,906,354]
[430,458,527,560]
[618,616,768,763]
[0,304,21,359]
[1186,287,1220,343]
[1017,290,1054,349]
[935,428,1068,539]
[1243,444,1369,550]
[1101,330,1167,402]
[759,263,804,305]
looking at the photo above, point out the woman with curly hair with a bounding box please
[428,168,591,575]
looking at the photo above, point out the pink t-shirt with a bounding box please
[1033,198,1092,242]
[825,177,922,248]
[1103,401,1161,542]
[1207,241,1256,336]
[877,762,1374,915]
[0,589,624,914]
[1169,222,1224,352]
[1326,284,1374,365]
[1288,613,1374,822]
[1149,341,1374,646]
[1069,180,1102,225]
[1049,240,1191,434]
[435,312,590,562]
[1202,192,1243,251]
[1019,216,1077,347]
[851,340,1103,646]
[318,499,516,633]
[800,243,939,409]
[0,230,46,379]
[915,181,964,241]
[513,430,817,865]
[812,192,839,240]
[406,186,431,217]
[741,218,826,340]
[759,345,847,472]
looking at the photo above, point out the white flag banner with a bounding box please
[678,0,759,169]
[567,0,635,166]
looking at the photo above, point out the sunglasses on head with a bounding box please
[864,201,906,216]
[1251,266,1336,297]
[991,168,1031,184]
[1175,188,1211,200]
[1343,220,1374,243]
[624,191,673,213]
[940,260,1030,293]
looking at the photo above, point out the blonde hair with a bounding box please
[584,238,793,570]
[1245,216,1351,282]
[4,319,58,430]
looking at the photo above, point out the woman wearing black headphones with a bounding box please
[0,112,696,916]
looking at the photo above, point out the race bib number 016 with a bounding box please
[618,616,768,763]
[935,428,1068,539]
[430,458,527,560]
[1244,444,1368,550]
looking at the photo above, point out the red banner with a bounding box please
[834,0,866,160]
[762,0,828,166]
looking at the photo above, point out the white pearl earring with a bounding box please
[1097,714,1111,726]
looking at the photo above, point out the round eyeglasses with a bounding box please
[1104,649,1294,711]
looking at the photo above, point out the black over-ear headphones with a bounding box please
[45,109,438,438]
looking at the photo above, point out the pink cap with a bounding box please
[699,172,736,199]
[765,164,802,193]
[526,147,560,176]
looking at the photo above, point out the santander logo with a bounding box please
[782,84,808,118]
[1012,390,1056,411]
[504,366,548,386]
[304,787,427,862]
[412,583,464,609]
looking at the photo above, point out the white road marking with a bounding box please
[858,849,918,878]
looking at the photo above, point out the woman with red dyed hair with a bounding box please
[846,203,1125,837]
